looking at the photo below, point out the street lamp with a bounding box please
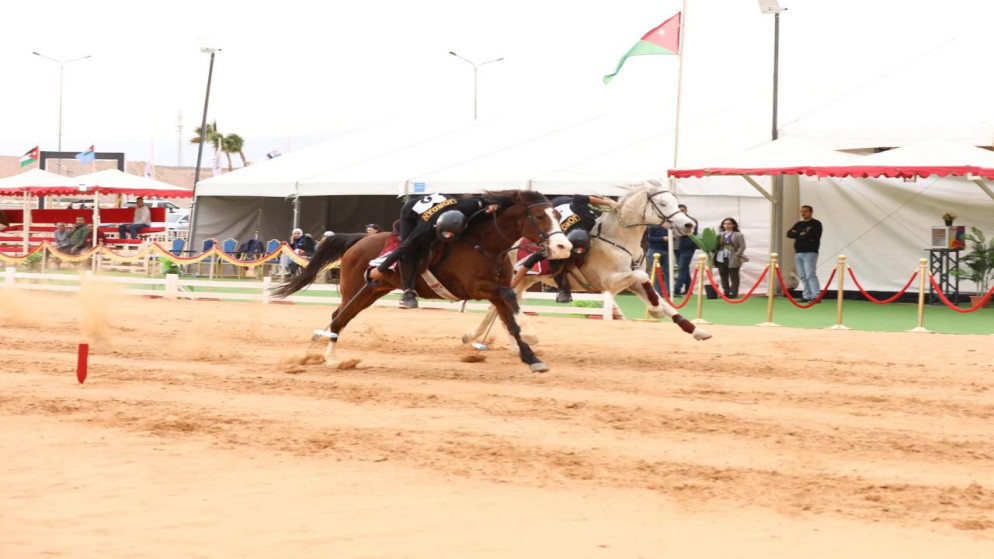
[32,51,92,174]
[192,47,220,194]
[448,51,504,120]
[758,0,786,289]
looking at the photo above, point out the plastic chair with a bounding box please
[264,239,282,278]
[216,238,238,277]
[167,237,187,275]
[194,238,217,277]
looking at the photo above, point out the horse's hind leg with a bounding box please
[491,286,548,372]
[324,284,392,367]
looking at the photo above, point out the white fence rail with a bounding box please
[1,267,618,319]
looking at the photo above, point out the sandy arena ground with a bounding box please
[2,284,993,558]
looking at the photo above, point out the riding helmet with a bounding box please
[435,210,467,241]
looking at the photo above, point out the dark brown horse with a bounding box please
[273,190,572,372]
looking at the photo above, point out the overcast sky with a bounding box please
[2,0,992,169]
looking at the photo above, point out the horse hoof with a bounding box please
[693,329,713,341]
[461,332,474,344]
[529,362,549,373]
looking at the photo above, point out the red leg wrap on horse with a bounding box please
[642,282,659,306]
[672,314,696,334]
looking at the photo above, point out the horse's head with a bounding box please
[486,190,572,259]
[619,179,696,236]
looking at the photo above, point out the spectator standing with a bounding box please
[117,196,152,239]
[714,217,748,298]
[786,205,823,302]
[645,225,669,292]
[365,223,382,235]
[672,204,699,296]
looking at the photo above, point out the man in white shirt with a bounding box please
[117,196,152,239]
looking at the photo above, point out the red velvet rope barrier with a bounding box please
[847,268,918,304]
[656,266,696,309]
[774,266,837,308]
[704,266,770,304]
[927,273,994,313]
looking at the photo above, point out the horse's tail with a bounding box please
[271,233,368,299]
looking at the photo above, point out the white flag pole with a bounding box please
[667,0,688,298]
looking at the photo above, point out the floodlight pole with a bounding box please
[192,48,219,196]
[32,52,92,175]
[449,51,504,120]
[189,47,219,247]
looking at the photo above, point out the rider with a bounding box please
[510,194,619,303]
[368,192,499,309]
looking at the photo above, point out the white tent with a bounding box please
[192,113,683,244]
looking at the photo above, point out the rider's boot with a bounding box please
[554,271,572,304]
[398,259,420,309]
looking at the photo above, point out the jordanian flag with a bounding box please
[19,145,39,167]
[75,145,96,165]
[603,12,681,85]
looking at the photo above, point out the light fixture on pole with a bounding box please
[758,0,786,289]
[32,51,93,174]
[448,51,504,120]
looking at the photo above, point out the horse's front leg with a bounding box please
[490,285,548,372]
[623,269,712,341]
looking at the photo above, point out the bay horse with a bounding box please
[463,180,713,346]
[273,190,572,372]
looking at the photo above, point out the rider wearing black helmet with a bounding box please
[369,192,498,309]
[510,194,619,301]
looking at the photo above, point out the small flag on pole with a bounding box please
[603,12,681,84]
[75,145,96,165]
[211,145,222,177]
[19,145,39,167]
[145,142,155,178]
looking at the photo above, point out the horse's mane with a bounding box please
[481,189,548,210]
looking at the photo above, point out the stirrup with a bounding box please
[364,268,379,286]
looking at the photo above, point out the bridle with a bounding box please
[463,200,566,275]
[594,188,683,269]
[614,189,683,229]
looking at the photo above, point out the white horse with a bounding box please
[463,180,713,346]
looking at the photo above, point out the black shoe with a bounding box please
[556,289,573,304]
[400,290,419,309]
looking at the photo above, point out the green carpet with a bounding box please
[611,293,993,335]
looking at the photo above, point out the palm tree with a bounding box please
[189,121,225,170]
[189,121,222,151]
[222,133,248,170]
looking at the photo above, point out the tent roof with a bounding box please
[0,168,193,197]
[669,138,994,180]
[199,114,672,198]
[73,169,193,198]
[0,168,79,194]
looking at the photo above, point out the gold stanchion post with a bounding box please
[908,257,931,333]
[641,253,661,320]
[757,253,780,326]
[827,254,851,330]
[692,254,710,324]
